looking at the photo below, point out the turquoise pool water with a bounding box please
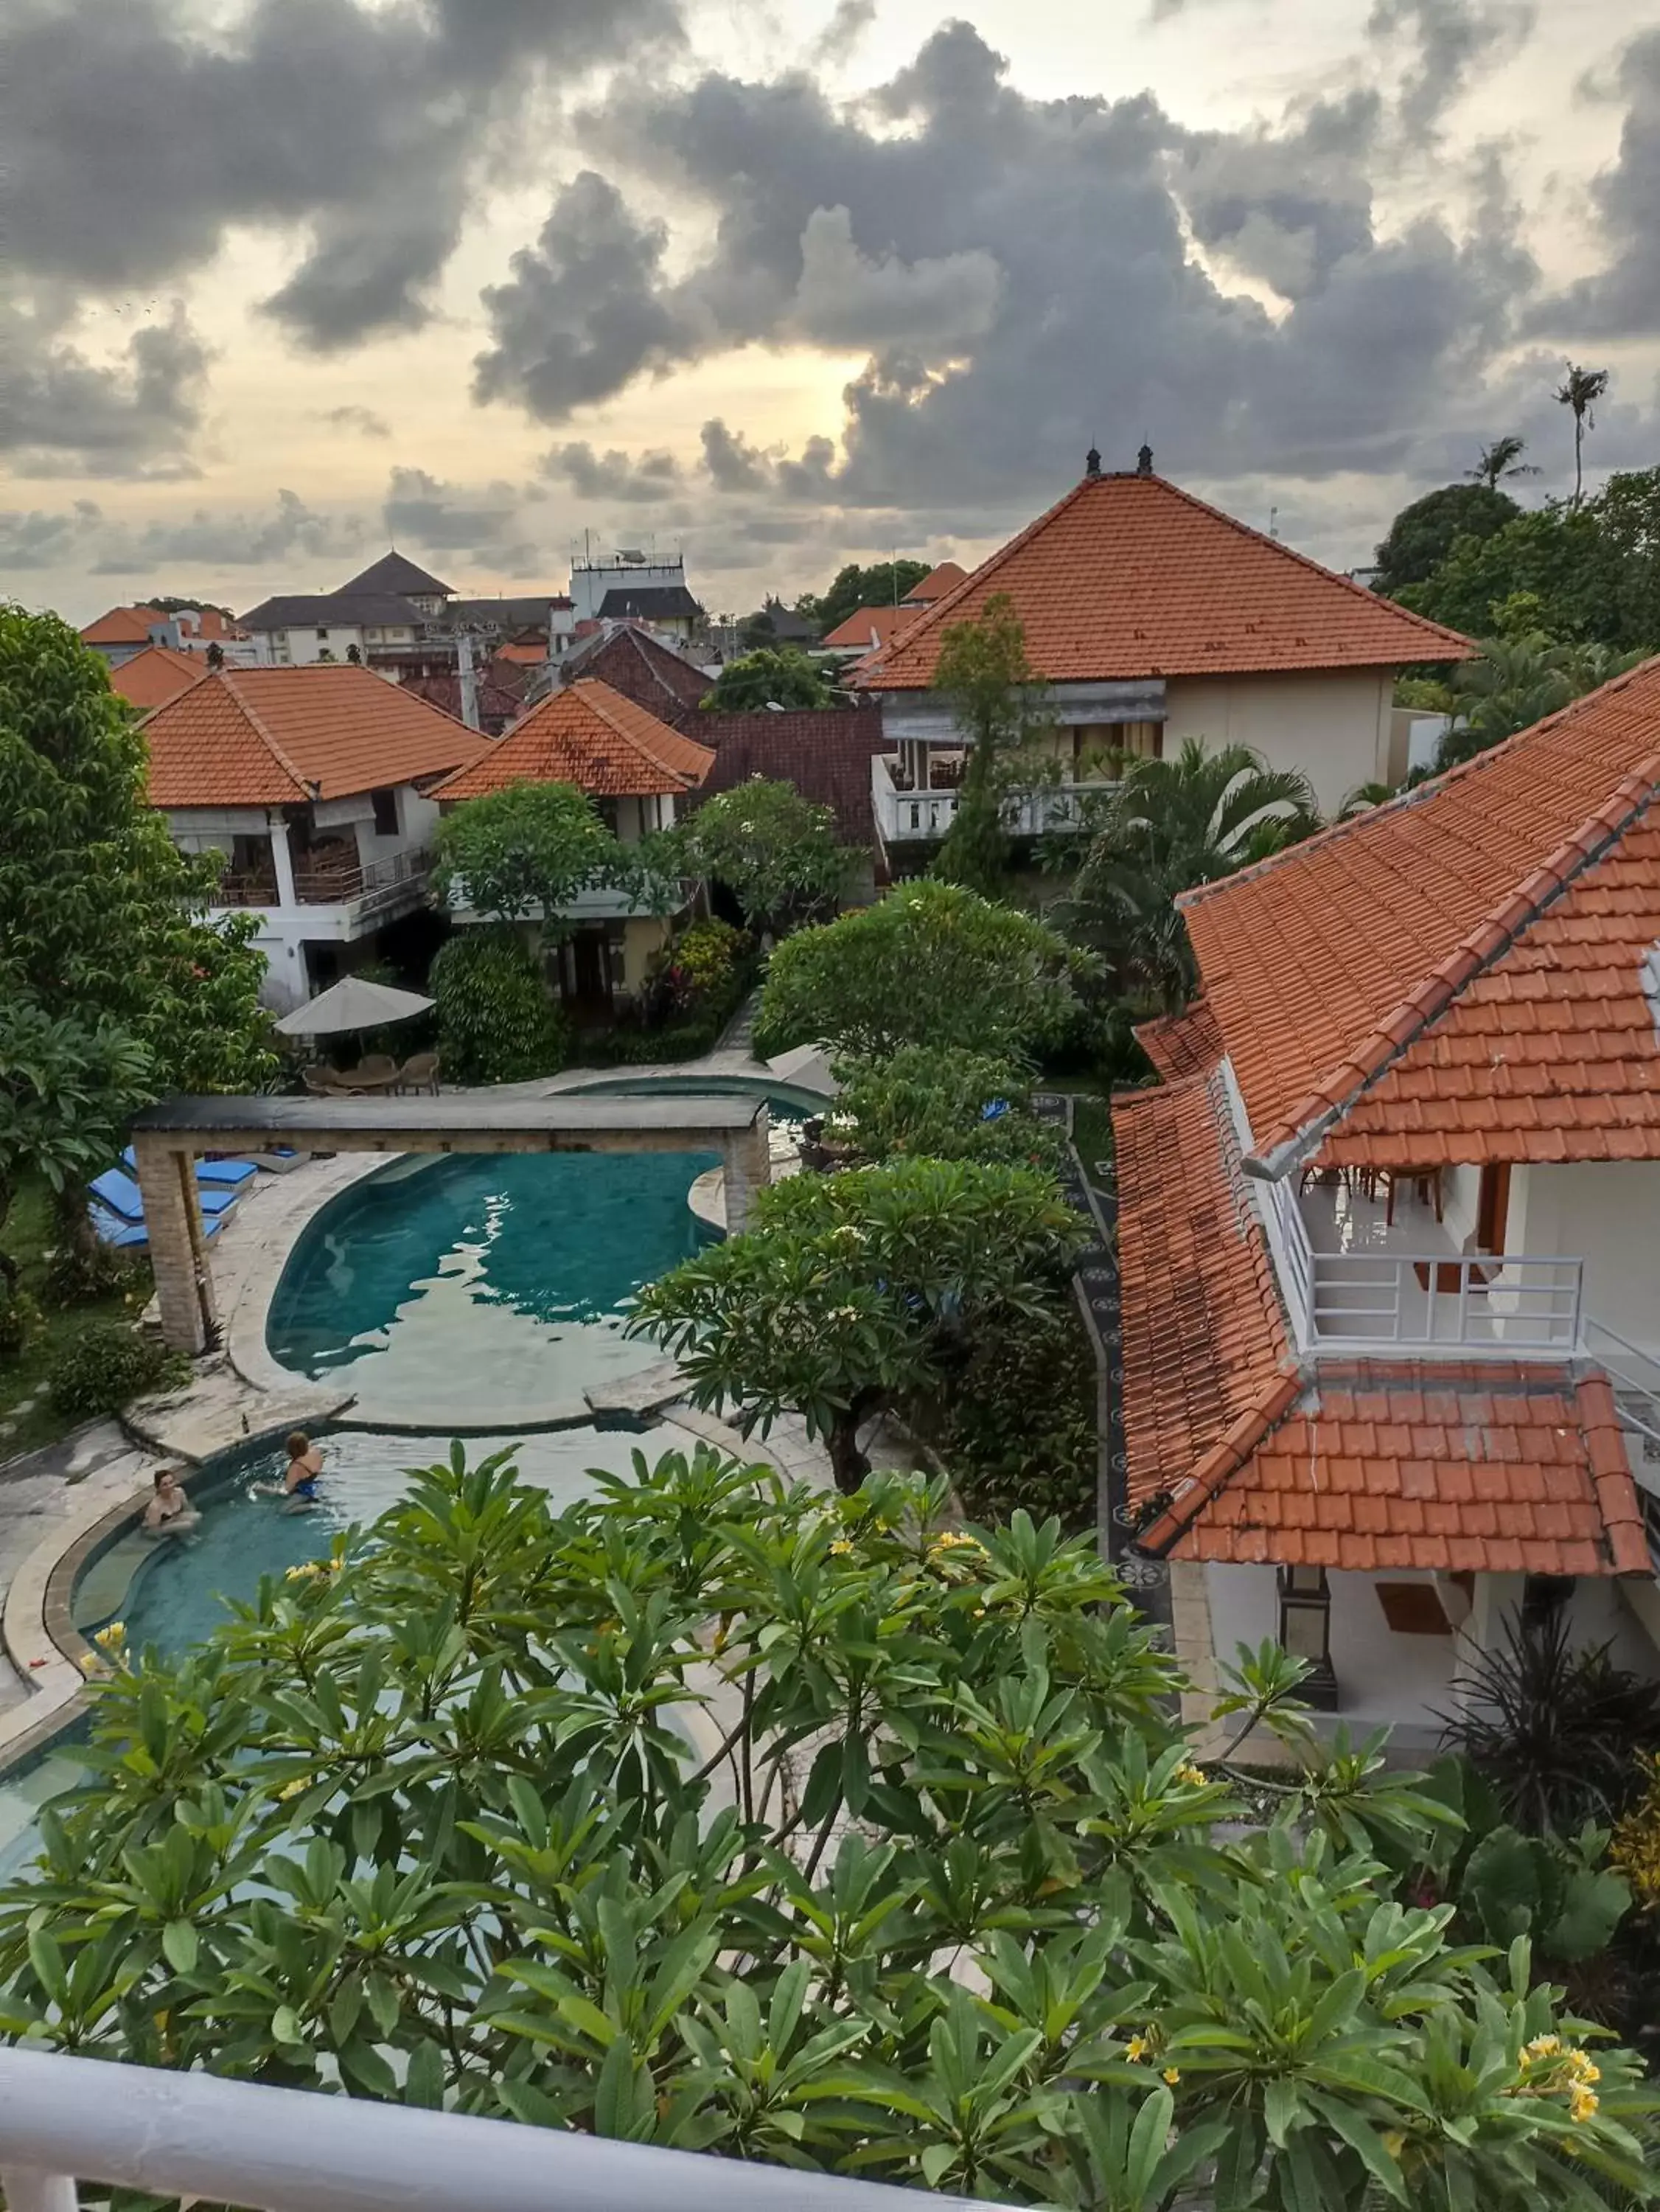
[266,1150,719,1425]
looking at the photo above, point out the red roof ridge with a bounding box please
[1241,750,1660,1176]
[1133,1368,1305,1557]
[216,668,318,798]
[575,677,710,788]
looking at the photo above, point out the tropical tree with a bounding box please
[1466,436,1539,492]
[1,1444,1652,2208]
[672,779,853,938]
[753,879,1089,1062]
[432,781,633,935]
[0,605,273,1272]
[1555,362,1610,509]
[1420,630,1650,771]
[701,649,836,712]
[929,591,1046,897]
[631,1155,1086,1489]
[1373,481,1520,595]
[827,1045,1064,1173]
[798,557,930,633]
[1068,740,1320,1010]
[428,929,568,1084]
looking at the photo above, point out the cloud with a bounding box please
[790,205,1001,350]
[1367,0,1536,137]
[813,0,877,62]
[0,501,103,571]
[382,467,537,567]
[1,300,208,474]
[316,405,392,439]
[541,442,683,500]
[700,420,838,499]
[1532,28,1660,338]
[8,0,683,353]
[89,489,364,573]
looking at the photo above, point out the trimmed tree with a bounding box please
[701,648,836,712]
[0,605,273,1275]
[753,879,1089,1062]
[674,779,853,938]
[630,1155,1087,1489]
[828,1045,1064,1173]
[432,781,633,932]
[428,929,568,1083]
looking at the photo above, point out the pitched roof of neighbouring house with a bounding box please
[1178,654,1660,1171]
[82,604,164,646]
[820,604,916,652]
[240,592,427,630]
[143,664,484,807]
[558,624,712,717]
[853,470,1472,689]
[902,560,969,605]
[107,644,204,711]
[433,678,714,801]
[1111,1067,1649,1577]
[596,584,702,623]
[338,551,455,599]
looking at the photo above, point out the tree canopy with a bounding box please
[701,650,837,713]
[753,879,1089,1062]
[930,591,1045,897]
[829,1045,1064,1174]
[0,606,273,1257]
[1372,483,1520,596]
[432,781,634,932]
[3,1443,1650,2207]
[672,779,853,937]
[798,558,931,633]
[1067,740,1319,1012]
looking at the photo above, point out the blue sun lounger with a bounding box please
[88,1169,240,1225]
[121,1147,257,1189]
[89,1203,222,1251]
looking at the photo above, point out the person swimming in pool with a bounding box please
[280,1430,324,1510]
[142,1467,199,1537]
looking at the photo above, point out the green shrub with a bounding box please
[47,1322,189,1421]
[430,928,567,1085]
[925,1293,1098,1534]
[0,1279,41,1363]
[669,916,747,995]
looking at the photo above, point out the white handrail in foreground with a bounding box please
[0,2046,1000,2212]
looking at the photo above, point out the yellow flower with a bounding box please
[829,1539,854,1557]
[1569,2089,1600,2124]
[1125,2035,1148,2063]
[277,1778,307,1801]
[1162,2067,1181,2086]
[92,1621,126,1652]
[1174,1761,1208,1788]
[77,1652,102,1677]
[284,1563,319,1583]
[1381,2131,1406,2160]
[1524,2034,1562,2062]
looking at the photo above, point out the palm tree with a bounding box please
[1067,740,1320,1010]
[1465,435,1539,491]
[1555,363,1610,509]
[1433,633,1647,770]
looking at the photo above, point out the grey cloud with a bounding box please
[813,0,876,62]
[318,405,392,439]
[0,501,102,571]
[542,442,683,501]
[1175,94,1379,301]
[9,0,682,353]
[791,206,1001,349]
[90,489,363,573]
[701,420,837,499]
[1367,0,1536,136]
[1534,29,1660,338]
[382,467,532,563]
[1,301,208,473]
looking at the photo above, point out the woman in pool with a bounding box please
[142,1467,199,1537]
[282,1430,325,1509]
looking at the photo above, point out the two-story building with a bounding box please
[433,678,713,1012]
[82,603,254,667]
[142,664,484,1012]
[851,450,1471,865]
[1112,655,1660,1751]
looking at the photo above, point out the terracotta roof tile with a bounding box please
[434,678,714,802]
[902,560,969,606]
[854,472,1471,690]
[144,664,484,807]
[81,604,164,645]
[1134,998,1224,1082]
[107,646,204,712]
[1180,655,1660,1168]
[820,604,918,652]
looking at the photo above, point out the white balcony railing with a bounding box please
[869,756,1109,844]
[0,2047,1002,2212]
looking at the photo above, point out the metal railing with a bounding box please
[291,845,432,911]
[1584,1313,1660,1447]
[1307,1249,1583,1352]
[0,2047,999,2212]
[213,868,280,908]
[869,757,1109,843]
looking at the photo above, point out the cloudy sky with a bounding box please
[5,0,1659,626]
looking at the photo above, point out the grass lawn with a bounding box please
[0,1175,147,1461]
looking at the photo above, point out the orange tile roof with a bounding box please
[494,639,547,665]
[433,678,714,802]
[854,472,1471,689]
[143,665,484,808]
[820,604,917,652]
[1179,655,1660,1170]
[902,560,969,606]
[1112,1070,1648,1575]
[1134,1000,1223,1083]
[107,645,203,712]
[82,604,163,646]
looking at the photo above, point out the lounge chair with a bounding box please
[88,1169,239,1225]
[398,1051,440,1095]
[89,1203,222,1251]
[121,1147,257,1189]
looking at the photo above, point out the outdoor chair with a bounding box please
[398,1051,440,1095]
[122,1147,256,1189]
[339,1053,401,1095]
[89,1203,223,1253]
[301,1065,347,1096]
[88,1169,239,1225]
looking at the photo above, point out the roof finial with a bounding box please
[1136,443,1154,476]
[1085,443,1101,479]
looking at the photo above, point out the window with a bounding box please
[1118,720,1163,760]
[316,627,330,641]
[370,787,399,836]
[596,797,621,835]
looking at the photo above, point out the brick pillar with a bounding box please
[721,1109,772,1232]
[133,1138,217,1354]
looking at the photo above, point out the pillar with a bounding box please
[720,1108,772,1232]
[133,1138,217,1354]
[268,815,297,908]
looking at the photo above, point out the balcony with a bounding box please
[870,754,1109,845]
[209,847,433,925]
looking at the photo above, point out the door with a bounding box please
[1473,1163,1511,1285]
[569,928,612,1018]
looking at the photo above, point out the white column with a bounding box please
[269,815,297,908]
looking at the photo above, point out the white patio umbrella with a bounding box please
[765,1042,839,1097]
[273,976,434,1037]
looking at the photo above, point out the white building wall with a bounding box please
[251,624,368,667]
[1162,668,1394,818]
[1507,1161,1660,1357]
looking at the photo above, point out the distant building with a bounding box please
[239,592,428,667]
[81,603,253,667]
[740,595,819,649]
[569,554,701,642]
[105,644,204,712]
